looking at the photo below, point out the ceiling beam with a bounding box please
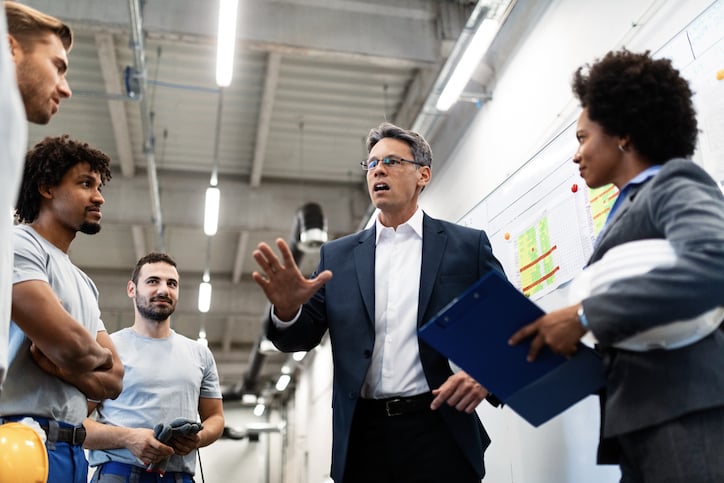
[267,0,438,21]
[250,52,281,187]
[240,41,433,70]
[95,32,135,178]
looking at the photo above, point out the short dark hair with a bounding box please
[4,1,73,52]
[366,122,433,168]
[572,49,697,164]
[131,252,178,285]
[15,135,112,223]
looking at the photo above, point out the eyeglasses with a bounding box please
[360,156,426,171]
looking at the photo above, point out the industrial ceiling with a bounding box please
[18,0,537,403]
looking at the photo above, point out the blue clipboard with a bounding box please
[419,271,605,427]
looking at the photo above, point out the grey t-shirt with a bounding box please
[88,328,222,474]
[0,225,106,425]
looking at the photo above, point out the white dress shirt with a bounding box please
[361,208,429,398]
[272,208,431,399]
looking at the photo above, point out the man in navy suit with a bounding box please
[510,50,724,483]
[252,122,505,483]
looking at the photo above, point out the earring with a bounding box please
[618,145,625,152]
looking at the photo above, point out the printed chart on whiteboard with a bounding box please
[459,123,618,301]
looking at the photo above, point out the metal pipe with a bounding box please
[128,0,165,250]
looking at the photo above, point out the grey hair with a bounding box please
[365,122,432,168]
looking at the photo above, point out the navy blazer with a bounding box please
[583,159,724,440]
[267,213,505,482]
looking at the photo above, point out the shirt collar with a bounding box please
[375,207,424,244]
[623,164,662,189]
[602,165,662,230]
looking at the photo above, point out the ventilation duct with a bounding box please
[292,202,328,256]
[222,421,286,441]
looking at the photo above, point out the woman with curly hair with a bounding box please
[511,50,724,482]
[3,135,124,483]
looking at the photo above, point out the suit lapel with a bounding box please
[592,183,645,260]
[418,215,446,326]
[594,203,629,253]
[354,226,376,324]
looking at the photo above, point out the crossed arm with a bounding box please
[12,279,123,399]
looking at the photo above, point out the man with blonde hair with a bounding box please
[1,2,74,391]
[4,0,73,123]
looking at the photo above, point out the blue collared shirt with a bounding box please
[604,165,662,228]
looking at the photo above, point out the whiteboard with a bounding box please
[459,0,724,303]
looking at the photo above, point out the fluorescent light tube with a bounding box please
[204,186,220,236]
[436,18,499,112]
[242,394,258,405]
[275,374,291,392]
[198,281,212,313]
[216,0,239,87]
[253,402,265,417]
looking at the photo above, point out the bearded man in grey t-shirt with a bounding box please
[85,252,225,482]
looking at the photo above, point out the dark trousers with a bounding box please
[618,405,724,483]
[343,397,480,483]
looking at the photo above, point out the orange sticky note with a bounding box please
[717,69,724,81]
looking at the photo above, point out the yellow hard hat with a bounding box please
[0,422,48,483]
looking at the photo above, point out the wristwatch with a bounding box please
[577,305,589,329]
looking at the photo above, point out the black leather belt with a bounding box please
[40,423,86,445]
[0,417,86,445]
[358,392,434,417]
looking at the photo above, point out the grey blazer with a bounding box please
[266,213,505,483]
[582,159,724,438]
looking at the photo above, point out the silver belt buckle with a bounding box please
[385,398,404,417]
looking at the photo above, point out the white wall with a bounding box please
[423,0,716,222]
[208,1,720,482]
[281,340,334,483]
